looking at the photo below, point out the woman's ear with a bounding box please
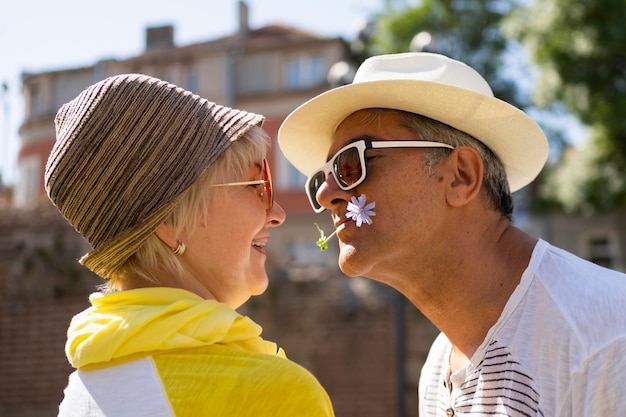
[154,222,178,250]
[445,147,483,208]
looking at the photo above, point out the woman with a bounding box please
[47,74,334,417]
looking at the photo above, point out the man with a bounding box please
[278,52,626,416]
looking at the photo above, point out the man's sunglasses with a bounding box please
[212,159,274,212]
[305,140,454,213]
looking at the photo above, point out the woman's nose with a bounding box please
[268,201,286,226]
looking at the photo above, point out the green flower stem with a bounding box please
[315,223,337,251]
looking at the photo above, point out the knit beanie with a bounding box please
[45,73,264,278]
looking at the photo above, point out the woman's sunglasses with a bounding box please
[306,140,454,213]
[212,159,274,212]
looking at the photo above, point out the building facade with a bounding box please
[17,6,344,213]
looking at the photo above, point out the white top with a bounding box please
[58,357,174,417]
[419,239,626,416]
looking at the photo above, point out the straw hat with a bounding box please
[45,73,264,278]
[278,52,548,192]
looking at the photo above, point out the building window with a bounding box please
[186,69,199,93]
[237,55,271,95]
[276,153,307,190]
[585,233,621,270]
[284,55,325,89]
[30,86,45,118]
[15,156,40,208]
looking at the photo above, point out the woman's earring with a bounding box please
[172,240,186,256]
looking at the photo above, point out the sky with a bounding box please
[0,0,382,185]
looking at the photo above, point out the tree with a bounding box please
[510,0,626,213]
[357,0,529,109]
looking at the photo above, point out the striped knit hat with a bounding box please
[45,74,264,278]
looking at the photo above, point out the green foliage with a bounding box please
[511,0,626,213]
[362,0,528,108]
[538,131,626,215]
[356,0,626,213]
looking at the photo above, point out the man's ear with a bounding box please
[154,222,178,250]
[445,147,483,208]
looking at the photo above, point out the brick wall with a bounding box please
[248,278,398,416]
[0,205,102,417]
[0,205,439,417]
[0,297,90,417]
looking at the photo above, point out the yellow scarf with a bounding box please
[66,287,282,369]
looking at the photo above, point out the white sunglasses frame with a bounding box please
[305,139,455,213]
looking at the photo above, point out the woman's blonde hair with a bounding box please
[105,125,270,291]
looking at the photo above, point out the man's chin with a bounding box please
[338,245,369,278]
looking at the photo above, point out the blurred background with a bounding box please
[1,0,625,416]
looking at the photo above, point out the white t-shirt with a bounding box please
[59,358,174,417]
[419,239,626,416]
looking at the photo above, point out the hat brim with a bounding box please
[278,79,548,192]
